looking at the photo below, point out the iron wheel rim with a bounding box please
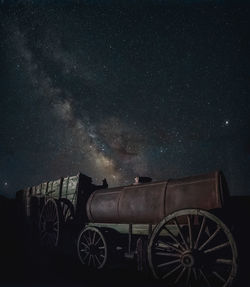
[148,209,238,287]
[77,227,107,269]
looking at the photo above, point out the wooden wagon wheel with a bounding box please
[39,198,62,248]
[77,226,107,269]
[148,209,238,287]
[59,198,74,224]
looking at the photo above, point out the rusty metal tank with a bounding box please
[86,171,228,224]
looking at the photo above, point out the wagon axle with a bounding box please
[89,244,99,256]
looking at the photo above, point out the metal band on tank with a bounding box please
[117,187,124,222]
[86,192,95,222]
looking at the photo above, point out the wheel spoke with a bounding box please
[88,254,92,266]
[186,267,191,286]
[163,226,185,251]
[92,255,97,267]
[45,205,50,219]
[162,264,182,279]
[213,271,226,283]
[63,207,69,216]
[92,231,96,244]
[49,205,55,220]
[60,200,73,222]
[204,241,230,254]
[173,219,189,249]
[94,235,101,246]
[83,251,90,262]
[94,255,101,267]
[156,240,183,253]
[83,234,91,245]
[216,258,233,265]
[174,267,186,284]
[80,248,89,252]
[80,241,89,249]
[51,206,56,220]
[187,215,193,249]
[192,267,198,281]
[199,269,212,287]
[205,226,211,237]
[87,231,92,245]
[199,226,221,251]
[157,258,181,268]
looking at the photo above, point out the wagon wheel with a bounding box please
[77,227,107,269]
[39,198,62,248]
[148,209,238,287]
[59,198,74,224]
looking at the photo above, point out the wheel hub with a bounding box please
[89,244,98,255]
[181,251,194,268]
[45,221,54,232]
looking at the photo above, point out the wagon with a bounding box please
[16,173,95,247]
[78,171,238,287]
[16,171,238,287]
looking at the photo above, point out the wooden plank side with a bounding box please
[67,176,78,194]
[35,184,42,196]
[61,176,70,198]
[30,186,36,196]
[41,182,48,196]
[64,175,79,205]
[46,178,61,199]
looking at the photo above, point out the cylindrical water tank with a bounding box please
[86,171,227,224]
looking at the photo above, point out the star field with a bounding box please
[0,0,250,197]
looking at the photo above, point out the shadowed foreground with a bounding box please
[0,195,249,287]
[0,196,155,287]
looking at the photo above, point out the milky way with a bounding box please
[6,21,148,186]
[0,0,250,197]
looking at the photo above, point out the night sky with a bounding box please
[0,0,250,198]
